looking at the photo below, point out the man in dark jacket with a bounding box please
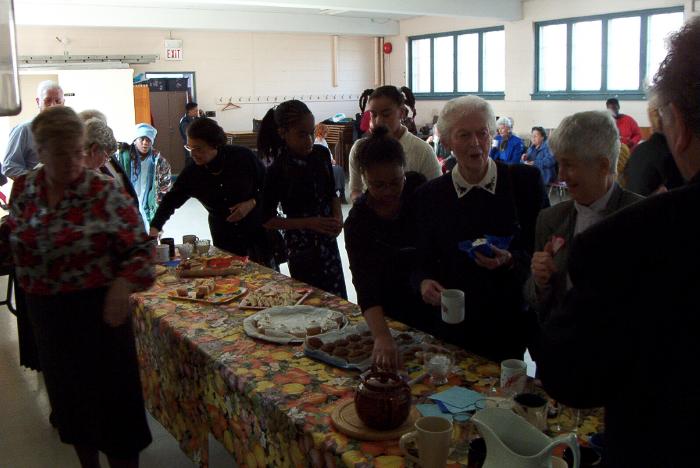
[537,18,700,468]
[179,102,201,167]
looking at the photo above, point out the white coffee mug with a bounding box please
[155,244,170,263]
[441,289,465,324]
[400,416,453,468]
[500,358,527,396]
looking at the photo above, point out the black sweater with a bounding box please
[150,145,266,249]
[412,162,548,361]
[344,173,426,327]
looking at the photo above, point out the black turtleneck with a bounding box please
[150,144,265,241]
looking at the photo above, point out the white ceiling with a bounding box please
[14,0,524,36]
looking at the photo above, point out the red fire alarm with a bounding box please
[383,42,393,54]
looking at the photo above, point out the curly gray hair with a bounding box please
[549,111,620,174]
[436,95,496,139]
[84,118,117,154]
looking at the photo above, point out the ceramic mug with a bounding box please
[160,237,175,257]
[183,234,199,246]
[500,359,527,396]
[155,244,170,263]
[441,289,465,324]
[513,393,548,431]
[400,416,452,468]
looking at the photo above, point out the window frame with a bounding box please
[532,6,684,100]
[408,26,506,101]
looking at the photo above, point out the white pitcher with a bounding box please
[471,407,580,468]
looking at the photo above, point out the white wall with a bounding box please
[57,69,136,143]
[386,0,692,132]
[13,26,376,132]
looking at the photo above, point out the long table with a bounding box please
[132,260,602,467]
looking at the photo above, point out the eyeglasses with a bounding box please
[366,176,406,191]
[184,145,208,152]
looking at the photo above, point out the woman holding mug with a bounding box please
[413,96,548,362]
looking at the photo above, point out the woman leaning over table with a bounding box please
[413,96,549,363]
[149,118,273,267]
[0,107,155,468]
[344,126,427,371]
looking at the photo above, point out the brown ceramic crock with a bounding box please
[354,369,411,430]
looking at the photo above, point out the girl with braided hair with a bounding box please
[259,100,347,298]
[349,86,440,202]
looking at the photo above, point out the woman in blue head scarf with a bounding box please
[117,123,172,229]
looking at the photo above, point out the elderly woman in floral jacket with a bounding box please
[0,106,155,467]
[118,123,172,229]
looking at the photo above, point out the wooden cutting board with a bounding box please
[331,399,419,441]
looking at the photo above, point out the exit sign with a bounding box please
[165,40,183,61]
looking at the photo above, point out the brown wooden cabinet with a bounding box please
[149,91,188,174]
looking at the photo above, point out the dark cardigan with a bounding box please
[412,162,549,362]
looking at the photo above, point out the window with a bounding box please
[408,27,505,99]
[534,7,684,99]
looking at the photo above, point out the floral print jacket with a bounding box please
[0,168,155,295]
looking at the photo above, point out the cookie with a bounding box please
[333,339,349,347]
[347,334,362,342]
[321,343,335,353]
[306,326,322,336]
[332,347,349,358]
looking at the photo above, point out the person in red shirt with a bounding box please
[606,98,642,150]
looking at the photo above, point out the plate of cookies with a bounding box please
[167,278,247,304]
[239,284,313,310]
[243,306,348,344]
[304,324,424,372]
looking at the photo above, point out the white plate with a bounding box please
[243,305,349,344]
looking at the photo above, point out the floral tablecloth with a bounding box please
[132,261,602,467]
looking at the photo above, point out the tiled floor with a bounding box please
[1,190,563,466]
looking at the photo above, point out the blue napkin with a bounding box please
[416,403,453,421]
[458,235,514,260]
[429,387,485,413]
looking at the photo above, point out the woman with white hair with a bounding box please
[413,95,548,362]
[489,116,525,165]
[83,117,140,209]
[524,111,642,322]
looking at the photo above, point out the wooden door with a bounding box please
[133,85,151,124]
[150,91,187,174]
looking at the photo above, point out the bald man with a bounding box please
[1,80,65,180]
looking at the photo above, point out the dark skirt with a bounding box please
[26,287,152,458]
[286,231,347,299]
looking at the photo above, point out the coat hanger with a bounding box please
[221,97,240,111]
